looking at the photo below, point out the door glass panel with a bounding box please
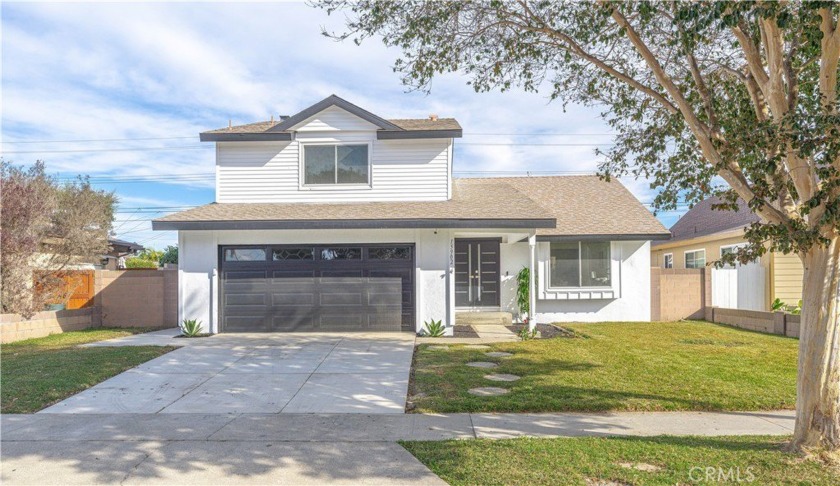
[272,248,314,260]
[368,247,411,260]
[320,247,361,260]
[336,145,369,184]
[224,248,266,262]
[304,145,336,185]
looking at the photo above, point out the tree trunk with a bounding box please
[792,236,840,455]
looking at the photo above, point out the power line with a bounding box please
[2,146,210,154]
[2,132,618,145]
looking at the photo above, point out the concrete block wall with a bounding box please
[0,308,99,344]
[707,306,799,338]
[94,269,178,328]
[651,268,706,321]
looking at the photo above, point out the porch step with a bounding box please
[456,312,513,327]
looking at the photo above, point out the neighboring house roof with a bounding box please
[200,95,463,142]
[654,196,760,247]
[108,238,144,254]
[153,176,669,240]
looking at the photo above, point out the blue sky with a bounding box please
[1,1,684,250]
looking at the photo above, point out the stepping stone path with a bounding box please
[427,345,450,351]
[484,374,521,382]
[468,387,509,396]
[485,351,512,358]
[466,361,498,369]
[463,344,491,349]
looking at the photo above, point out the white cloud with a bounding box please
[2,1,674,250]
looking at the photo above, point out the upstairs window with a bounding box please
[303,144,369,185]
[549,241,611,288]
[663,253,673,269]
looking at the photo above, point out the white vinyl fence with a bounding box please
[711,263,766,311]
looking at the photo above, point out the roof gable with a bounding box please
[270,95,403,132]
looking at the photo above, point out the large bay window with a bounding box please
[303,144,369,185]
[549,241,611,288]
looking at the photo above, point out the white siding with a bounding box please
[290,105,382,132]
[215,106,452,203]
[216,138,451,203]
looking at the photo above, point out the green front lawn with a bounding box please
[410,321,797,413]
[402,435,838,486]
[1,328,175,413]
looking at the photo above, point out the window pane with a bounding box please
[224,248,266,262]
[581,242,611,287]
[685,250,705,269]
[336,145,368,184]
[320,247,361,260]
[304,145,335,185]
[664,254,673,269]
[549,242,580,287]
[368,247,411,260]
[272,248,314,260]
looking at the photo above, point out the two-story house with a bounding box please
[153,95,669,334]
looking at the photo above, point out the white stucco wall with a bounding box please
[524,240,652,323]
[179,230,652,334]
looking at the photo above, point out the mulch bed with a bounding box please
[506,323,576,339]
[453,325,481,338]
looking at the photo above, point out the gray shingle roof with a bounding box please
[203,118,461,135]
[654,196,760,246]
[154,176,668,238]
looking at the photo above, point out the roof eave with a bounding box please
[377,129,463,140]
[200,132,293,142]
[537,233,672,242]
[153,218,556,231]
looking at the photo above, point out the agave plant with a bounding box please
[422,319,445,337]
[180,319,204,337]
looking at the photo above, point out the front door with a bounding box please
[454,239,500,307]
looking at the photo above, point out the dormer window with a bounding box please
[303,144,369,185]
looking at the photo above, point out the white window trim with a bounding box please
[546,241,614,291]
[663,253,673,269]
[684,248,706,269]
[299,141,373,190]
[719,243,759,267]
[536,241,621,301]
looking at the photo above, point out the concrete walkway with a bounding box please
[1,411,794,485]
[43,330,415,414]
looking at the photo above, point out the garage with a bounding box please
[219,244,414,332]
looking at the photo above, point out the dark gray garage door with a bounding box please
[220,244,414,332]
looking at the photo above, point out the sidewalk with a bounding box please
[1,410,795,443]
[1,410,794,485]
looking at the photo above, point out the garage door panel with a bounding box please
[221,244,414,332]
[272,293,316,306]
[225,294,266,306]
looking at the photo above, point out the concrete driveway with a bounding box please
[40,329,415,414]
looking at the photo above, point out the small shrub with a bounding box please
[421,319,446,337]
[180,319,204,337]
[518,325,538,341]
[516,267,530,318]
[125,258,158,269]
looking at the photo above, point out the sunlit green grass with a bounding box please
[410,321,797,413]
[1,328,175,413]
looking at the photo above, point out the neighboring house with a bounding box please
[651,196,804,311]
[100,238,145,270]
[153,95,669,334]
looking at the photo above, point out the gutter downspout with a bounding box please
[529,234,537,331]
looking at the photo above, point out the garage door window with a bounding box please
[368,247,411,260]
[320,247,361,260]
[273,248,314,260]
[224,248,266,262]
